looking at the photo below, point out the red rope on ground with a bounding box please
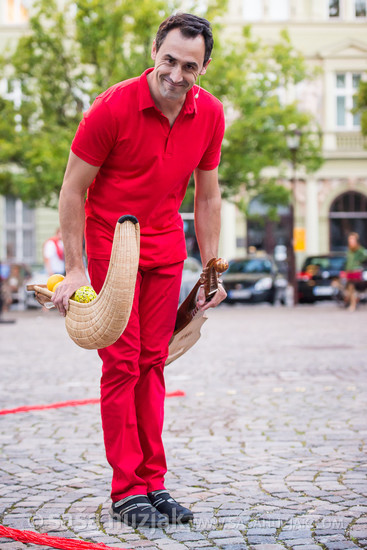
[0,525,130,550]
[0,398,101,416]
[0,392,185,416]
[165,390,186,398]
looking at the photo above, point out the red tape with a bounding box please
[165,390,186,398]
[0,392,185,416]
[0,398,101,416]
[0,524,130,549]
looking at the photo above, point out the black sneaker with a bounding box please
[110,495,169,528]
[148,490,194,524]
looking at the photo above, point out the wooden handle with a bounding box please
[214,258,229,273]
[26,284,54,307]
[172,257,228,335]
[28,285,53,298]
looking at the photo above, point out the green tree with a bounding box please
[0,1,322,211]
[355,80,367,136]
[203,27,323,216]
[0,0,177,205]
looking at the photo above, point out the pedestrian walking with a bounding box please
[52,13,226,528]
[43,228,65,276]
[344,232,367,311]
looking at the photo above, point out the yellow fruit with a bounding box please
[47,274,65,292]
[71,286,97,303]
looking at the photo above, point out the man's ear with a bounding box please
[200,58,211,75]
[151,39,157,61]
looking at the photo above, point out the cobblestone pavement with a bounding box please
[0,303,367,550]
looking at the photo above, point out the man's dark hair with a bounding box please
[155,13,213,65]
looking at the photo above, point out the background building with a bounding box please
[0,0,60,270]
[220,0,367,265]
[1,0,367,280]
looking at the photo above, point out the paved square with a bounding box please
[0,304,366,549]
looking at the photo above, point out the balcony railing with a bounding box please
[335,132,367,151]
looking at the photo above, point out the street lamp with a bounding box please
[286,127,302,306]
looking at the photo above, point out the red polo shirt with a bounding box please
[71,68,225,267]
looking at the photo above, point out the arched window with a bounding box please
[329,191,367,251]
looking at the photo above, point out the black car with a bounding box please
[297,253,346,303]
[222,255,287,305]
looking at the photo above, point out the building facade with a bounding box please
[0,0,60,269]
[220,0,367,265]
[1,0,367,272]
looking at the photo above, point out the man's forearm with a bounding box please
[59,185,86,274]
[194,194,222,266]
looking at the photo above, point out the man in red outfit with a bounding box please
[53,13,226,528]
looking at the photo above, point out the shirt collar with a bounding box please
[138,68,198,115]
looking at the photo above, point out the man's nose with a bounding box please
[170,64,183,83]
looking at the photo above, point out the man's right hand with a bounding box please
[52,269,89,317]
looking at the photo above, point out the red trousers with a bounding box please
[88,259,183,502]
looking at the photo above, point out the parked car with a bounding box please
[222,254,287,305]
[25,267,49,308]
[297,253,346,303]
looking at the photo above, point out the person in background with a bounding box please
[344,232,367,311]
[43,228,65,276]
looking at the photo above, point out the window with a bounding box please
[335,72,362,129]
[268,0,289,20]
[3,197,35,263]
[243,0,289,21]
[2,0,29,24]
[330,192,367,250]
[242,0,263,21]
[329,0,340,17]
[355,0,367,17]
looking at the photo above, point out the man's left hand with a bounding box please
[196,283,227,312]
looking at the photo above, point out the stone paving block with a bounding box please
[278,530,313,540]
[249,545,286,549]
[247,537,277,545]
[155,538,189,549]
[171,531,206,542]
[282,538,317,546]
[212,537,245,547]
[246,528,277,536]
[321,542,359,550]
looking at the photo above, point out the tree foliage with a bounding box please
[0,0,176,205]
[0,0,323,211]
[355,80,367,137]
[204,27,323,214]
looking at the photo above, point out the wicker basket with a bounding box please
[30,215,140,350]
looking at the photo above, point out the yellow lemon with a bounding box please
[71,286,97,303]
[47,274,65,292]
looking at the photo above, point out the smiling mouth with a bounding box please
[163,77,186,89]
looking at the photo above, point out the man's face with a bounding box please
[348,235,358,249]
[151,28,210,102]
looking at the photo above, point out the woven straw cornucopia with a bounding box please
[30,215,140,350]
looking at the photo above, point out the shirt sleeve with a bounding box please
[71,97,117,167]
[197,104,225,171]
